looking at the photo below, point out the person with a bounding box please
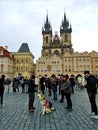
[84,70,98,118]
[0,75,5,106]
[50,74,58,101]
[59,74,65,103]
[47,78,52,96]
[12,78,20,92]
[28,75,36,112]
[58,74,63,95]
[5,78,11,94]
[24,77,29,93]
[76,74,83,90]
[21,77,25,93]
[61,74,72,110]
[40,75,47,94]
[69,74,75,94]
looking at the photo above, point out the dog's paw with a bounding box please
[42,112,45,115]
[46,111,51,114]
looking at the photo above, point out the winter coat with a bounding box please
[28,79,36,93]
[0,75,5,93]
[85,75,97,94]
[61,79,72,93]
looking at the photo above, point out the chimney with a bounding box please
[5,46,8,50]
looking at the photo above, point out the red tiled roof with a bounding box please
[0,46,11,57]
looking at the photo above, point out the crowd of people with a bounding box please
[0,71,98,118]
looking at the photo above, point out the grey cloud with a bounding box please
[0,0,98,60]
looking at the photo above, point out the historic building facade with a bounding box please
[0,46,14,78]
[36,13,98,77]
[63,51,98,76]
[13,43,35,78]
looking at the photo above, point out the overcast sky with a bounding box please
[0,0,98,62]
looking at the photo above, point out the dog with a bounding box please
[38,93,55,115]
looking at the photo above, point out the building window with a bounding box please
[0,50,3,55]
[0,66,3,72]
[26,66,28,71]
[65,35,67,42]
[17,59,19,63]
[46,36,48,43]
[17,66,18,71]
[21,66,22,71]
[54,50,59,56]
[1,57,4,63]
[26,58,28,63]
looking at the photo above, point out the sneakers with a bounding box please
[91,115,98,119]
[89,112,95,116]
[65,107,72,111]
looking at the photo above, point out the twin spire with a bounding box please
[42,12,72,34]
[42,13,52,35]
[60,12,72,33]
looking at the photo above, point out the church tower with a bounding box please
[42,14,52,57]
[36,12,74,76]
[60,12,73,54]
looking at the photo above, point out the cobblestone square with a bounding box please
[0,87,98,130]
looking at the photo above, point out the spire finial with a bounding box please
[64,7,65,12]
[46,9,48,15]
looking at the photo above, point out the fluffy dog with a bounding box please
[38,93,55,115]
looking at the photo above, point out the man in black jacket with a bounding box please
[60,75,72,110]
[84,70,98,118]
[0,75,5,106]
[28,75,36,112]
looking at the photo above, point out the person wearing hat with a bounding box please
[0,75,5,106]
[84,70,98,118]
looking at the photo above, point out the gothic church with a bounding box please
[36,12,98,77]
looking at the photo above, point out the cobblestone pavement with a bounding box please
[0,87,98,130]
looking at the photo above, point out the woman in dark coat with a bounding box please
[0,75,5,106]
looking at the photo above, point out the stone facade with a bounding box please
[0,46,14,78]
[63,51,98,76]
[13,43,35,78]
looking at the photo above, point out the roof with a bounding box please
[18,43,30,53]
[0,46,11,57]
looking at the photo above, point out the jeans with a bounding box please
[28,93,34,110]
[53,90,57,100]
[88,93,97,115]
[25,84,28,93]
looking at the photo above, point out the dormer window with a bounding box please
[0,50,3,55]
